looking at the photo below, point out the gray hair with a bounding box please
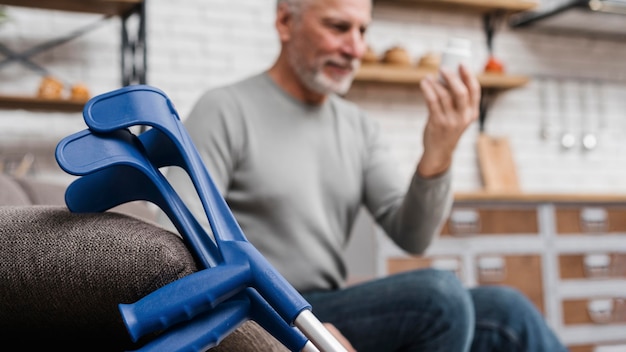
[276,0,313,15]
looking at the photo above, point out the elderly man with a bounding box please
[161,0,568,351]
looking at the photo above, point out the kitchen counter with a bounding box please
[454,192,626,204]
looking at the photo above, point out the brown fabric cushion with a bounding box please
[0,206,288,351]
[0,206,198,350]
[212,321,288,352]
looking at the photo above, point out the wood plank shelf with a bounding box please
[0,0,142,17]
[375,0,539,12]
[354,64,530,90]
[0,95,84,112]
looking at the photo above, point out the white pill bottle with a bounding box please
[439,37,472,82]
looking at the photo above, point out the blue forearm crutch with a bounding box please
[56,128,314,352]
[78,85,345,352]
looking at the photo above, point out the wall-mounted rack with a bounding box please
[0,0,146,112]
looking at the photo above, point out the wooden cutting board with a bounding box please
[477,133,520,193]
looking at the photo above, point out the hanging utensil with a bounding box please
[581,80,598,151]
[596,81,607,135]
[538,78,551,141]
[559,80,576,150]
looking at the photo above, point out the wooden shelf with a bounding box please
[0,95,84,112]
[0,0,142,16]
[354,64,530,90]
[375,0,539,12]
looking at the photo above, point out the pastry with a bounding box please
[417,52,441,71]
[70,83,90,102]
[382,46,412,66]
[362,46,379,64]
[37,76,64,100]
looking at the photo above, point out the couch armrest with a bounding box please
[0,206,287,351]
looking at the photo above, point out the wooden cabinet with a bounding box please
[556,206,626,235]
[476,254,545,313]
[568,342,626,352]
[377,192,626,348]
[563,297,626,326]
[559,253,626,280]
[441,207,538,236]
[387,255,464,280]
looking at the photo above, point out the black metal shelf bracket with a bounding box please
[0,15,113,85]
[121,1,147,86]
[0,2,147,88]
[479,88,498,132]
[479,10,507,132]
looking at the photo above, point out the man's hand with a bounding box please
[323,323,357,352]
[417,64,481,178]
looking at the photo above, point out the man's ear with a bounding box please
[275,3,293,42]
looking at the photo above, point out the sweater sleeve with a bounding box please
[361,115,453,255]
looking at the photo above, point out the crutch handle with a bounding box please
[128,288,313,352]
[128,296,250,352]
[119,264,250,342]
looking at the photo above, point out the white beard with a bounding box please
[288,45,359,95]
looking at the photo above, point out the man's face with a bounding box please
[286,0,371,95]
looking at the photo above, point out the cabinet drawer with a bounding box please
[476,254,544,314]
[559,253,626,279]
[568,342,626,352]
[556,206,626,235]
[562,298,626,325]
[387,256,463,281]
[441,207,539,236]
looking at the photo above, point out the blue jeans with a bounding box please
[301,269,568,352]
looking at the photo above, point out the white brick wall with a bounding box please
[1,0,625,192]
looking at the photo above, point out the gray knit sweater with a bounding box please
[160,72,453,292]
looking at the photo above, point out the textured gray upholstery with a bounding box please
[0,205,198,349]
[0,174,287,351]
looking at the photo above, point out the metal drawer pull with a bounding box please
[449,209,480,235]
[431,258,462,279]
[584,253,611,278]
[580,207,608,233]
[477,256,506,282]
[587,299,613,324]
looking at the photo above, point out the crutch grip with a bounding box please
[119,265,250,342]
[128,296,250,352]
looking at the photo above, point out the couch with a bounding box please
[0,172,287,351]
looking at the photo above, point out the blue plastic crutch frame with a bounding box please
[56,85,345,352]
[56,129,311,352]
[78,86,312,331]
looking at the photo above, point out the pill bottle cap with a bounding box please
[445,37,471,55]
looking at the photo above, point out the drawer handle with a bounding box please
[587,299,614,324]
[449,209,480,235]
[580,207,608,233]
[431,258,462,279]
[584,253,611,278]
[477,256,506,282]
